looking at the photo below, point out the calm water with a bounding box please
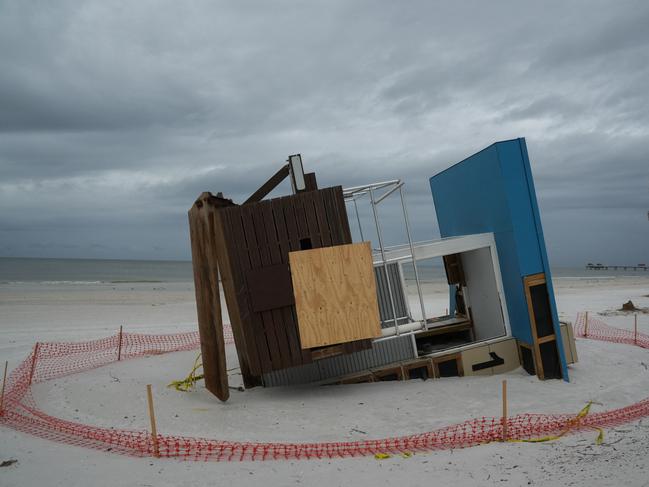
[1,257,648,285]
[0,257,193,283]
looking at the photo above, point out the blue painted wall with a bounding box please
[430,138,569,380]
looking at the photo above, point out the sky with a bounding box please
[0,0,647,266]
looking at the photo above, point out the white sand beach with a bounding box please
[1,275,649,486]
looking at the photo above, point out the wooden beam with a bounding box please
[28,342,39,385]
[117,325,123,361]
[0,360,7,415]
[243,164,290,204]
[501,380,508,441]
[146,384,160,457]
[303,172,318,191]
[188,193,231,401]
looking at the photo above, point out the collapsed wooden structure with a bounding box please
[190,142,577,402]
[189,160,380,400]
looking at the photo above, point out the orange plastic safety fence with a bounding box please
[1,315,647,461]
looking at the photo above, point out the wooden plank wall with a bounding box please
[218,186,371,376]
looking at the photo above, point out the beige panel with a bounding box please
[290,242,382,349]
[567,322,578,364]
[560,325,572,364]
[489,338,520,374]
[561,322,578,364]
[461,343,493,376]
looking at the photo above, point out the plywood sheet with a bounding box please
[289,242,382,348]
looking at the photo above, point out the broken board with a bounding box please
[289,242,382,348]
[188,193,231,401]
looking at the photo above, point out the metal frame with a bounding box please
[344,180,427,336]
[343,179,512,345]
[343,179,426,335]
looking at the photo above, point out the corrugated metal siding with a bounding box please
[262,334,416,387]
[261,361,321,388]
[374,263,410,328]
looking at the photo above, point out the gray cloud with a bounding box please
[0,0,647,265]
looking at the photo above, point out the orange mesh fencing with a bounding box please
[1,314,647,461]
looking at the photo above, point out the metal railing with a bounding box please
[343,180,427,335]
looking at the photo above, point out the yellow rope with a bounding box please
[167,353,204,392]
[509,401,604,445]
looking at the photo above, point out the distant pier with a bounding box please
[586,263,647,271]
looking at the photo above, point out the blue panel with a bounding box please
[431,145,511,237]
[496,141,544,276]
[429,138,569,381]
[518,141,569,380]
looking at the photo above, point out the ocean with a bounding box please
[0,257,193,284]
[1,257,648,285]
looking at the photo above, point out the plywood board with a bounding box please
[289,242,382,348]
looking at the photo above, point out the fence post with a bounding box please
[584,311,589,337]
[28,343,40,385]
[0,360,8,415]
[501,379,508,441]
[146,384,160,457]
[117,325,124,361]
[634,314,638,345]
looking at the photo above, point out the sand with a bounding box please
[1,276,649,486]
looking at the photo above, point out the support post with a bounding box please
[146,384,160,458]
[369,186,400,334]
[501,379,508,441]
[117,325,123,361]
[188,194,232,400]
[399,185,427,327]
[352,198,364,241]
[243,164,290,204]
[28,342,39,385]
[0,360,8,415]
[634,314,638,344]
[303,172,318,191]
[584,311,589,337]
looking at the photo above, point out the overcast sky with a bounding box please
[0,0,647,266]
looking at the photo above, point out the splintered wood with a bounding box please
[289,242,382,349]
[188,193,230,401]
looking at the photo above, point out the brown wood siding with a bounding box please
[210,185,370,375]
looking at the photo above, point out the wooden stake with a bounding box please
[501,379,508,441]
[117,325,123,361]
[584,311,589,337]
[634,314,638,345]
[28,342,40,385]
[0,360,8,415]
[146,384,160,457]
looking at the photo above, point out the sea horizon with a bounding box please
[2,255,648,284]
